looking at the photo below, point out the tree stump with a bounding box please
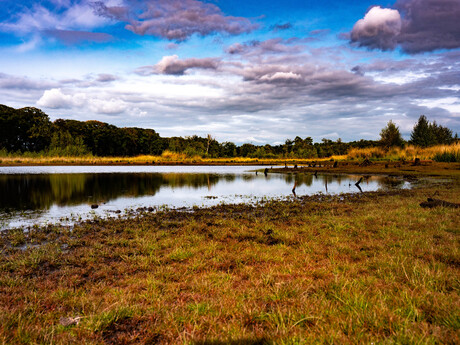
[420,198,460,208]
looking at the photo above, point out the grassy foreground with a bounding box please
[0,171,459,344]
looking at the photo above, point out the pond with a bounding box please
[0,165,410,230]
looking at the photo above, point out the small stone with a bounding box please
[59,316,81,327]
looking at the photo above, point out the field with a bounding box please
[0,163,459,344]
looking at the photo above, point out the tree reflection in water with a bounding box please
[0,171,409,217]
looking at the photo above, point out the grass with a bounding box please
[0,150,347,167]
[348,143,460,161]
[0,170,459,344]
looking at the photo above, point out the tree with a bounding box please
[430,121,454,145]
[380,120,404,148]
[0,105,51,152]
[410,115,455,147]
[410,115,435,147]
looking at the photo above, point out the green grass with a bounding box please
[433,150,460,162]
[0,179,459,344]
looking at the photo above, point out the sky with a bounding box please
[1,0,459,144]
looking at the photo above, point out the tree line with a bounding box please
[380,116,457,149]
[0,104,457,158]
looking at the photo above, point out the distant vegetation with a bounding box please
[0,104,458,161]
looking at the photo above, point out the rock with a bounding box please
[91,204,98,209]
[59,316,81,327]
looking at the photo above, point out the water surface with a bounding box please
[0,165,409,230]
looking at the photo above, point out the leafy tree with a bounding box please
[0,105,51,152]
[380,120,404,148]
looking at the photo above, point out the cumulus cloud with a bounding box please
[37,88,76,108]
[350,6,402,51]
[350,0,460,53]
[93,0,257,41]
[37,88,127,114]
[136,55,220,76]
[88,98,127,114]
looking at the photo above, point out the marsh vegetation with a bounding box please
[0,163,459,344]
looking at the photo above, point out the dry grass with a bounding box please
[0,151,348,166]
[0,176,459,344]
[348,143,460,161]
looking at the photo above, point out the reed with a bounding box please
[347,143,460,161]
[0,152,348,166]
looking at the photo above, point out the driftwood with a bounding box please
[360,158,372,167]
[420,198,460,209]
[292,181,297,197]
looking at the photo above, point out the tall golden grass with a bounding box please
[347,143,460,161]
[0,148,348,166]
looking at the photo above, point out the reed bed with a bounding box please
[347,143,460,162]
[0,150,348,166]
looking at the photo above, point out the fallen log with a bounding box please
[420,198,460,209]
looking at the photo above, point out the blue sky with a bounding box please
[1,0,459,144]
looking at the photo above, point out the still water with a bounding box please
[0,166,410,230]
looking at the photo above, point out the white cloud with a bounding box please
[350,6,401,50]
[88,98,127,114]
[260,71,302,82]
[37,88,127,114]
[37,88,75,108]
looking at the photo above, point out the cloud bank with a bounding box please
[351,0,460,53]
[93,0,257,41]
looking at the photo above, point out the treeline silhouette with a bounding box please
[0,104,455,158]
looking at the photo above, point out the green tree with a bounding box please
[430,121,454,145]
[380,120,404,148]
[410,115,435,147]
[0,105,51,152]
[410,115,455,147]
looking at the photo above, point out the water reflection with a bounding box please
[0,166,410,230]
[0,173,223,211]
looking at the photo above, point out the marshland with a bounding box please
[1,158,459,344]
[3,0,460,342]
